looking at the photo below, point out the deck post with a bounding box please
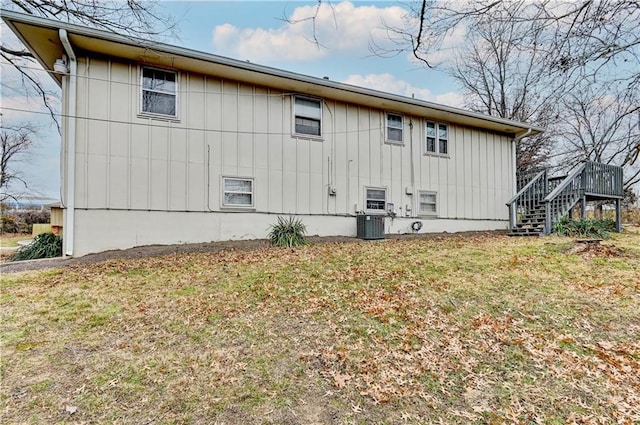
[509,203,516,230]
[544,201,551,235]
[580,196,586,220]
[615,198,622,232]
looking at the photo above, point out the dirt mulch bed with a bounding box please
[0,230,507,274]
[568,239,627,258]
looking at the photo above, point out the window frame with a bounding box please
[364,186,388,213]
[386,112,404,144]
[418,190,438,216]
[425,121,449,156]
[140,66,178,119]
[292,95,323,139]
[221,176,255,209]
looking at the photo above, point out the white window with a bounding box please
[426,121,448,155]
[386,112,403,143]
[141,67,177,117]
[365,187,387,211]
[418,191,438,216]
[294,96,322,137]
[222,177,254,207]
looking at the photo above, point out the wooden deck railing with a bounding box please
[507,169,547,230]
[581,161,624,198]
[543,163,586,234]
[546,176,565,194]
[509,161,624,235]
[517,167,546,192]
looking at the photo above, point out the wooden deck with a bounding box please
[507,161,624,236]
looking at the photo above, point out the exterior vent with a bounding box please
[356,214,385,240]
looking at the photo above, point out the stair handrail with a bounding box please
[543,162,586,234]
[506,169,547,205]
[543,163,586,203]
[506,169,547,230]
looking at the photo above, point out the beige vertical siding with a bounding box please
[73,57,513,221]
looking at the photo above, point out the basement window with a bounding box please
[365,187,387,211]
[294,95,322,137]
[141,67,177,117]
[222,177,254,207]
[418,191,438,216]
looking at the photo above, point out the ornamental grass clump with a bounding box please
[268,216,308,247]
[553,217,616,239]
[11,232,62,261]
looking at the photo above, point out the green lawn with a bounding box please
[1,233,639,424]
[0,234,31,248]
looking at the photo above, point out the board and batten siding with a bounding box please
[68,56,513,223]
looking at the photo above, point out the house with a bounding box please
[2,10,547,256]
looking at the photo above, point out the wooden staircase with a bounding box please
[507,162,624,236]
[508,201,546,236]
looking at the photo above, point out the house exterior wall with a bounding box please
[63,56,514,255]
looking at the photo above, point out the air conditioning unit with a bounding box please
[356,214,385,240]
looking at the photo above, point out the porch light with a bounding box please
[53,58,69,74]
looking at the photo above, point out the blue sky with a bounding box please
[2,1,461,200]
[162,1,458,102]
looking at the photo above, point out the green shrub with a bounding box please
[0,209,49,234]
[553,217,616,239]
[22,210,51,232]
[268,216,308,247]
[1,214,21,233]
[11,232,62,261]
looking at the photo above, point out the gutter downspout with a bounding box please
[60,29,77,257]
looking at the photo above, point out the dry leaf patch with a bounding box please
[1,233,639,423]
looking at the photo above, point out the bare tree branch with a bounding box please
[279,0,337,51]
[1,1,177,134]
[0,123,37,203]
[556,84,640,190]
[0,46,34,58]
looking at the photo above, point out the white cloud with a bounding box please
[212,1,410,62]
[432,91,465,108]
[344,73,431,99]
[343,73,464,107]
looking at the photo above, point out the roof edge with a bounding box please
[1,9,545,136]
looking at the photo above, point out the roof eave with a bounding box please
[1,9,545,136]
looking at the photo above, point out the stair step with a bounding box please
[508,231,541,237]
[520,216,545,221]
[513,229,543,234]
[515,226,544,232]
[516,220,545,226]
[519,221,544,226]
